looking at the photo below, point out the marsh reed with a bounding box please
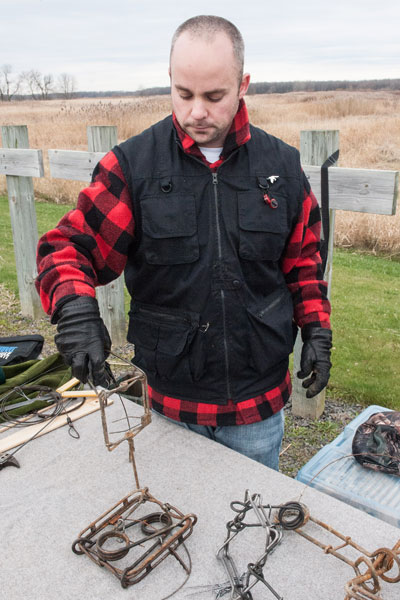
[1,90,399,254]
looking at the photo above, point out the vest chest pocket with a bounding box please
[238,191,289,261]
[141,194,199,264]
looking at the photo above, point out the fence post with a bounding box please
[87,126,127,347]
[291,130,339,418]
[1,125,43,319]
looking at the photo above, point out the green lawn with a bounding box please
[329,249,400,408]
[1,195,399,409]
[0,197,75,294]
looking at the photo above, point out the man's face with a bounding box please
[169,32,250,148]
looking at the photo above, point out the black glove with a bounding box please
[297,326,332,398]
[54,296,111,387]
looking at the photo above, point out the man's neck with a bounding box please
[172,99,251,166]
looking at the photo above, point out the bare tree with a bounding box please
[57,72,76,99]
[38,72,54,100]
[0,64,21,101]
[20,69,54,100]
[20,69,41,100]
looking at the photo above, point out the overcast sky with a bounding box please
[1,0,399,92]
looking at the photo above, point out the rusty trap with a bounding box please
[72,362,197,591]
[72,487,197,588]
[275,503,400,600]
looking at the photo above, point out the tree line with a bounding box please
[1,63,399,102]
[71,79,400,98]
[133,79,400,96]
[247,79,400,94]
[0,64,76,101]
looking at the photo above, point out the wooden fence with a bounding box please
[1,124,398,418]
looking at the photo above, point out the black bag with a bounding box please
[0,335,44,366]
[352,411,400,477]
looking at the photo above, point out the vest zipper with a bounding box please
[212,172,232,399]
[256,290,285,319]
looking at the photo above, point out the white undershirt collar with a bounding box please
[198,146,223,164]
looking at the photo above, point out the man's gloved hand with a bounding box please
[53,296,111,387]
[297,326,332,398]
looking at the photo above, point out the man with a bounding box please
[36,15,332,471]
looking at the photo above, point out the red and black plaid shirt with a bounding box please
[37,99,330,426]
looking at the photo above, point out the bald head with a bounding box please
[169,19,250,148]
[170,15,245,82]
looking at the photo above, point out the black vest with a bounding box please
[113,116,304,404]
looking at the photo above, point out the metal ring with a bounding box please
[230,500,247,513]
[372,547,400,583]
[71,536,95,555]
[353,555,380,594]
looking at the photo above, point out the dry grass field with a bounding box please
[1,90,399,254]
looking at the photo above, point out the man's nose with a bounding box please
[191,99,208,120]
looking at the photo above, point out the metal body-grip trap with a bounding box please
[72,365,197,589]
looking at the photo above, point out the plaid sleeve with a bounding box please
[281,173,331,329]
[36,150,134,316]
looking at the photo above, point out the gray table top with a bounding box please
[1,396,400,600]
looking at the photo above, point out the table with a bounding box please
[1,397,399,600]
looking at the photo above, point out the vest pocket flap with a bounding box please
[141,194,197,238]
[129,318,159,350]
[129,302,204,382]
[130,302,198,355]
[157,325,191,356]
[238,191,286,232]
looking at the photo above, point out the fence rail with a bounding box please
[0,148,44,178]
[48,149,105,181]
[306,165,397,215]
[1,124,398,418]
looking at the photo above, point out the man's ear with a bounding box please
[168,66,171,79]
[239,73,250,99]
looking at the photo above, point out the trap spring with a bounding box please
[72,487,197,588]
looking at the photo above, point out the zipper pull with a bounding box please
[212,173,218,185]
[263,193,278,209]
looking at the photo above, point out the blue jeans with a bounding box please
[157,409,284,471]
